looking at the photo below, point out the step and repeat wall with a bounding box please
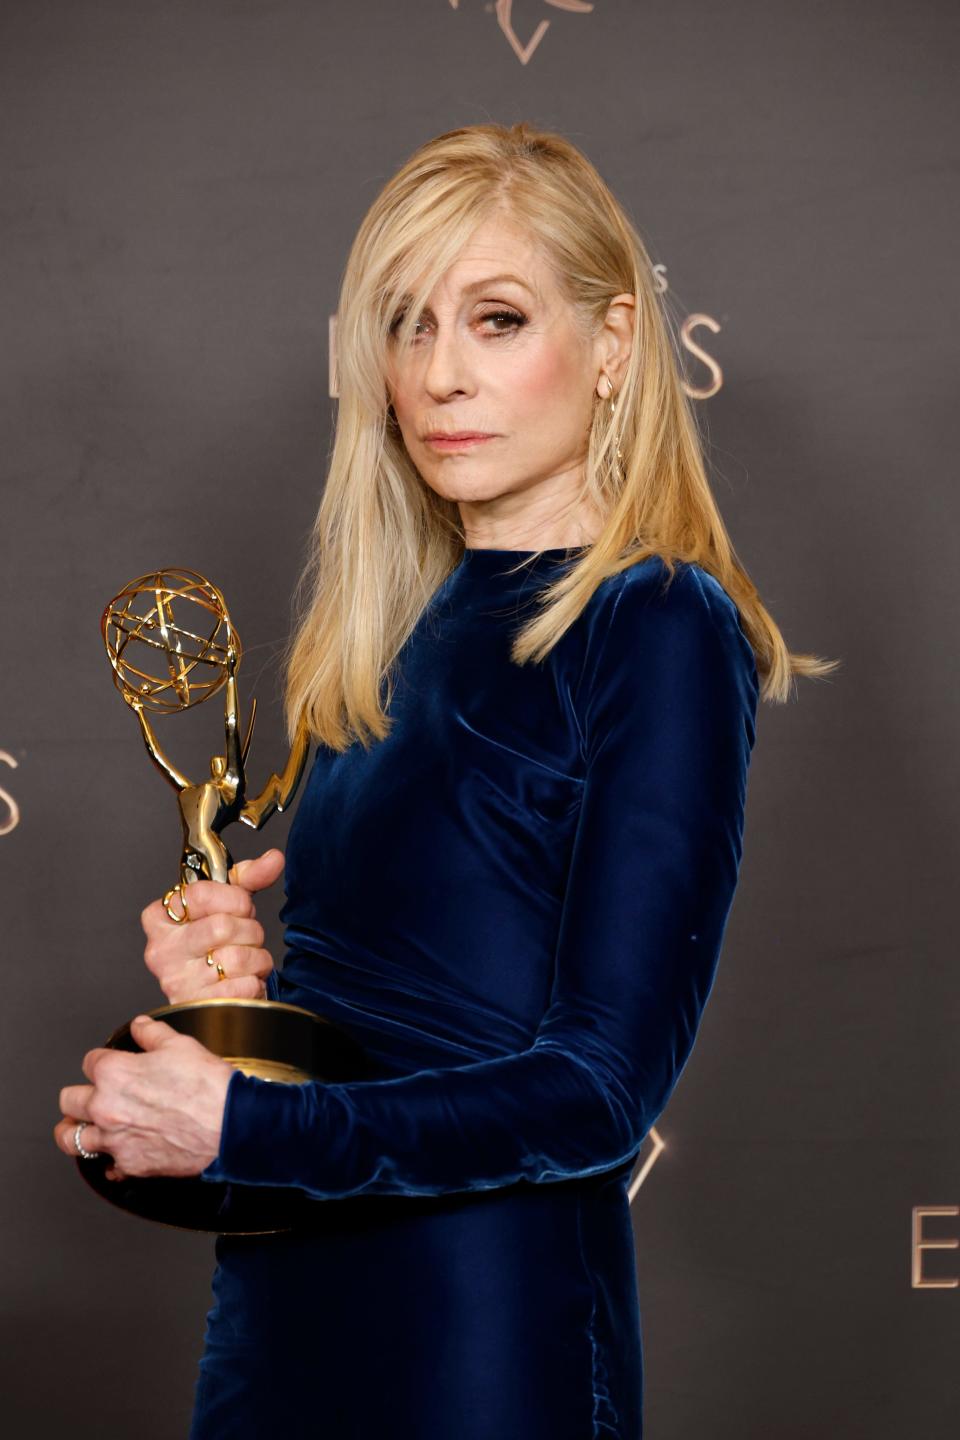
[1,3,956,1436]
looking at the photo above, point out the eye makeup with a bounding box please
[389,306,528,339]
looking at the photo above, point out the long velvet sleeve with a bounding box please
[202,562,759,1200]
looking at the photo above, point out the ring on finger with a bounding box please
[205,951,216,968]
[163,881,190,925]
[216,961,228,981]
[73,1122,100,1161]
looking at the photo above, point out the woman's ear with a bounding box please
[599,292,636,387]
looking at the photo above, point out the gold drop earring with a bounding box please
[598,373,624,469]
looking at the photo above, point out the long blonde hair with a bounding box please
[285,121,838,750]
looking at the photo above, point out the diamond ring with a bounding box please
[73,1122,100,1161]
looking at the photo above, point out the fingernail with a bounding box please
[132,1014,152,1024]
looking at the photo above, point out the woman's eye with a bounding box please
[480,309,526,334]
[389,315,435,343]
[388,308,527,340]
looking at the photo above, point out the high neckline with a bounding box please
[459,545,588,563]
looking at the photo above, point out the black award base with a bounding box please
[76,997,371,1235]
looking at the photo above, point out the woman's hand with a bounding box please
[141,848,284,1004]
[54,1014,233,1180]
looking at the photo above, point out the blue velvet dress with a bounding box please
[190,546,759,1439]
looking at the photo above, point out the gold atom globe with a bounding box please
[101,568,241,714]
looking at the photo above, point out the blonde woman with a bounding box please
[56,122,834,1437]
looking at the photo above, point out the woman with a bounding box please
[56,122,835,1437]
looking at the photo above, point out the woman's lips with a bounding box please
[424,434,498,451]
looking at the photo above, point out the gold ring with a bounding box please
[216,962,227,981]
[205,951,216,967]
[162,881,190,925]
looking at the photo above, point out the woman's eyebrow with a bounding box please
[392,274,537,316]
[459,273,536,296]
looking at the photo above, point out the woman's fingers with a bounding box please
[139,849,285,943]
[140,879,254,939]
[55,1021,233,1177]
[53,1115,107,1158]
[53,1117,75,1155]
[138,849,281,1006]
[228,849,285,894]
[187,948,273,996]
[143,913,267,993]
[207,974,266,1000]
[58,1084,94,1122]
[202,944,273,980]
[174,880,257,920]
[80,1047,114,1083]
[152,941,273,1002]
[187,913,265,955]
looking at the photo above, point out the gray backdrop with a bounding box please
[1,1,957,1435]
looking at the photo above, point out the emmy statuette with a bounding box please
[76,569,369,1234]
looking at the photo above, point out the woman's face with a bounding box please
[385,215,623,548]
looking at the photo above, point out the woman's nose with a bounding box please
[422,324,474,400]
